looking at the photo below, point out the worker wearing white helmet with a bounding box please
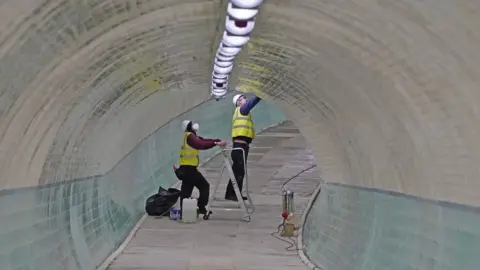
[177,120,227,217]
[224,93,262,201]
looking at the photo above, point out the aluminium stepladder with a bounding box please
[204,147,254,222]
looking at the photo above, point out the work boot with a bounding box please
[197,208,208,215]
[198,208,212,220]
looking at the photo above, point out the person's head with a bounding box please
[232,94,247,107]
[181,120,200,134]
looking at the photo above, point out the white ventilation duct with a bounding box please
[212,81,228,89]
[213,84,228,91]
[214,63,233,74]
[213,83,227,90]
[219,43,242,57]
[225,17,255,36]
[212,89,227,98]
[212,75,228,84]
[211,73,228,99]
[210,0,265,100]
[226,2,257,36]
[212,79,228,87]
[213,81,228,90]
[222,31,250,47]
[211,83,228,98]
[227,2,258,19]
[214,57,234,68]
[231,0,264,8]
[216,51,235,62]
[212,72,228,79]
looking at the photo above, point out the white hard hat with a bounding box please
[192,122,199,132]
[232,94,244,106]
[181,120,191,131]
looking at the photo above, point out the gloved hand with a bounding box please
[215,140,227,147]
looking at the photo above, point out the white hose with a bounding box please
[210,0,265,100]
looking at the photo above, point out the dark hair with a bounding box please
[185,121,197,135]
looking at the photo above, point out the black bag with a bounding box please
[145,186,181,216]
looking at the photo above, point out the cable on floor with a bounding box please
[270,221,300,252]
[280,164,317,192]
[270,164,317,251]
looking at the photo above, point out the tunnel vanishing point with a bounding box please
[0,0,479,269]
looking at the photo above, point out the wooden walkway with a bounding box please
[107,121,321,270]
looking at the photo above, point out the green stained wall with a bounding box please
[0,93,285,270]
[302,183,480,270]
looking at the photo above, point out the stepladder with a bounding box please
[205,147,254,222]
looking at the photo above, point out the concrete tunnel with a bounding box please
[0,0,479,269]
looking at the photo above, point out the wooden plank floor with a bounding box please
[107,121,321,270]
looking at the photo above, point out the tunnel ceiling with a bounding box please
[0,0,479,207]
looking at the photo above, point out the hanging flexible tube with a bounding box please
[211,0,264,100]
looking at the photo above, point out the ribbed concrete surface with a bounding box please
[106,121,320,270]
[0,0,479,250]
[0,0,479,209]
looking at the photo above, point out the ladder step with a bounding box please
[210,202,241,208]
[209,206,241,210]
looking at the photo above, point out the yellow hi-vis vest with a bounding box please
[179,132,200,166]
[231,107,255,139]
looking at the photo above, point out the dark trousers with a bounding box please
[225,142,250,198]
[178,165,210,213]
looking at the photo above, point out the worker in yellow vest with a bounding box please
[224,93,261,201]
[177,120,227,216]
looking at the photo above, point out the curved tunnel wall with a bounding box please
[0,0,480,269]
[0,0,229,189]
[234,0,480,267]
[0,92,285,269]
[302,183,480,270]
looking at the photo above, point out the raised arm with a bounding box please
[239,95,262,115]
